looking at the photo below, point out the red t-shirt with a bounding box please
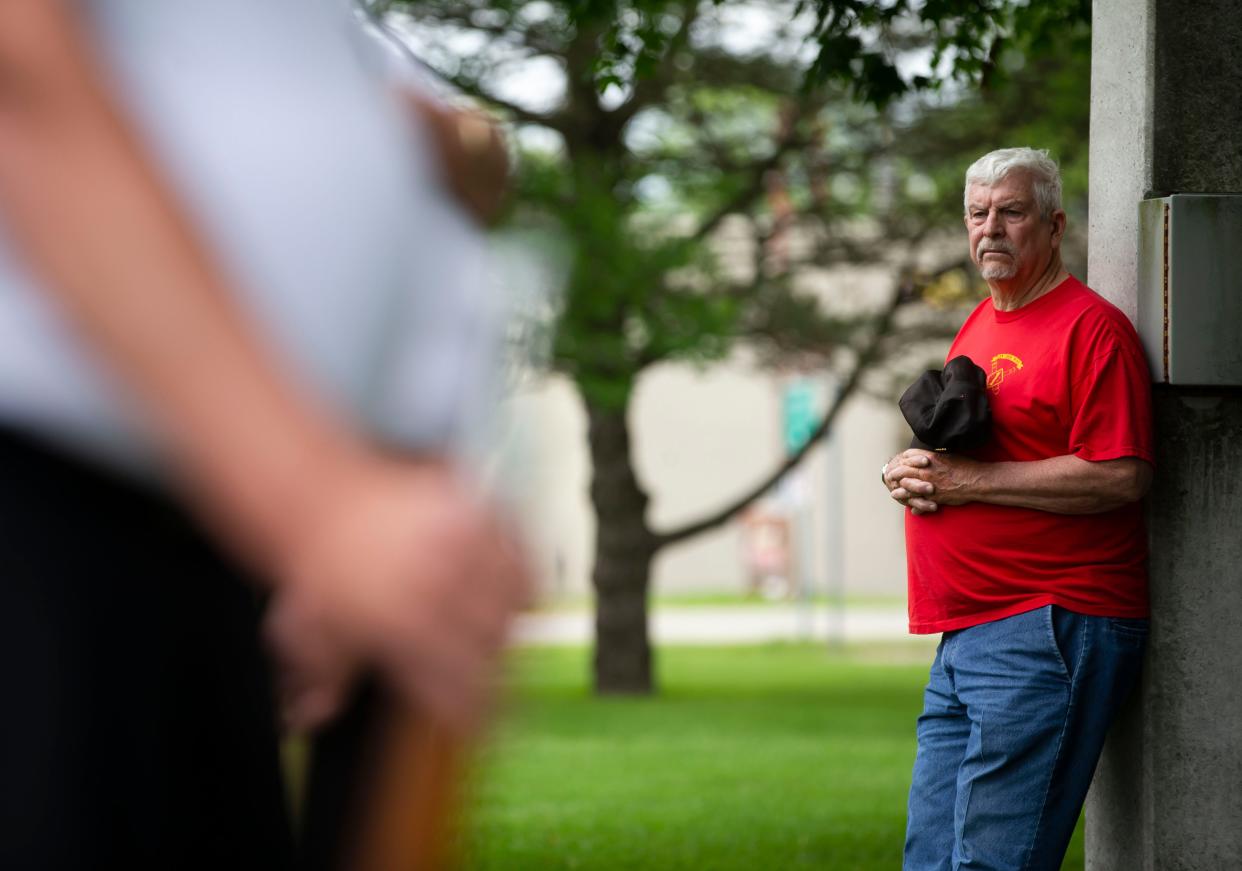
[905,276,1153,634]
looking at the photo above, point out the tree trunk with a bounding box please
[585,400,658,695]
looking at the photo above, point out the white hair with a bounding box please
[964,148,1063,219]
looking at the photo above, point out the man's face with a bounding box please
[964,171,1065,287]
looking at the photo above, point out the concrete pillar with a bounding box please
[1086,1,1242,868]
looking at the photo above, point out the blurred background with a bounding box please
[370,0,1088,623]
[367,1,1092,867]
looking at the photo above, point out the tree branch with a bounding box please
[612,0,701,129]
[442,73,567,133]
[688,104,815,244]
[652,259,968,548]
[400,3,564,57]
[376,6,567,132]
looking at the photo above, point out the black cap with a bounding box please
[898,355,992,452]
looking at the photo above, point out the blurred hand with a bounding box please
[404,93,509,226]
[264,457,531,737]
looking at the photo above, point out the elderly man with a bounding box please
[882,148,1153,871]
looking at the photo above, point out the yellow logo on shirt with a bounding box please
[988,353,1024,394]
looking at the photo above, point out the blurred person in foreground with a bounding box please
[0,1,527,868]
[881,148,1153,871]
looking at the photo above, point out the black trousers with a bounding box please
[0,428,295,870]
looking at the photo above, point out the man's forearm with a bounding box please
[949,454,1150,514]
[0,0,359,577]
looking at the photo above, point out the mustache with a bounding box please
[976,240,1017,259]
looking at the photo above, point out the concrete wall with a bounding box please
[1086,1,1242,867]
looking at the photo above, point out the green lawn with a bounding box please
[528,592,907,613]
[460,644,1084,870]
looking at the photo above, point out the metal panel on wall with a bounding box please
[1138,194,1242,386]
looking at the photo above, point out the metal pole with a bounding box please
[824,375,845,648]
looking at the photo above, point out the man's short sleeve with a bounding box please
[1068,327,1154,464]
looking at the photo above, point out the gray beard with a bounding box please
[980,260,1018,280]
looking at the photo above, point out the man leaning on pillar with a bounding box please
[882,147,1154,871]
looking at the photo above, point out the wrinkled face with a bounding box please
[964,171,1064,286]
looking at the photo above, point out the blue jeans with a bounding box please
[904,605,1148,871]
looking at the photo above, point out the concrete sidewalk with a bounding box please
[511,604,915,646]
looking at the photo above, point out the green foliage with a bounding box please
[801,0,1090,107]
[462,644,1087,869]
[397,0,1092,416]
[585,0,708,93]
[513,39,887,404]
[801,1,921,107]
[525,152,744,408]
[513,0,1090,108]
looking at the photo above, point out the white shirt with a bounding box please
[0,0,497,473]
